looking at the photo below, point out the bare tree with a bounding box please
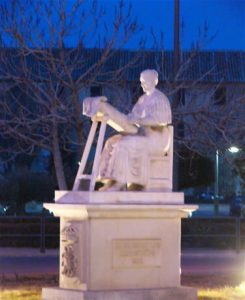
[139,26,245,191]
[0,0,142,189]
[0,0,244,194]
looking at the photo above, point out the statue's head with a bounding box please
[140,69,158,95]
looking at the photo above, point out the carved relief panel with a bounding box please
[60,220,87,290]
[61,225,78,278]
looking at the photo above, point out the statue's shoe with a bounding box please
[99,182,126,192]
[127,183,144,191]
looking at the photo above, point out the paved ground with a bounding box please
[182,248,245,275]
[1,247,245,277]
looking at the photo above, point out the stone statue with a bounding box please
[97,69,172,191]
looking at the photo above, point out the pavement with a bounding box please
[182,248,245,276]
[1,247,245,277]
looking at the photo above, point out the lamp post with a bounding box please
[214,150,219,215]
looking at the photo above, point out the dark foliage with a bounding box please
[179,150,214,189]
[0,170,55,214]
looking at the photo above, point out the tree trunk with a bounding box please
[72,90,83,157]
[52,124,68,190]
[172,0,180,191]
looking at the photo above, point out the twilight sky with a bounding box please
[100,0,245,50]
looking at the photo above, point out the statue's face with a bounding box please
[140,74,156,93]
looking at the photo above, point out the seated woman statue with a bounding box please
[98,69,172,191]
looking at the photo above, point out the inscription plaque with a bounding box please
[112,239,161,268]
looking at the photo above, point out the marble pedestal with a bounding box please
[42,191,198,300]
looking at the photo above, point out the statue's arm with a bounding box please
[127,98,171,127]
[127,114,162,127]
[83,96,137,133]
[98,102,138,134]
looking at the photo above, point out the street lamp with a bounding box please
[228,146,241,196]
[228,146,240,153]
[214,146,241,215]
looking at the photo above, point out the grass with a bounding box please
[183,274,245,300]
[0,288,41,300]
[1,274,245,299]
[198,283,245,300]
[0,274,57,300]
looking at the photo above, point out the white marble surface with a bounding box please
[42,286,197,300]
[75,69,174,192]
[43,190,198,299]
[54,190,185,204]
[97,69,173,191]
[45,203,197,220]
[44,199,198,291]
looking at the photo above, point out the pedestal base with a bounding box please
[43,192,198,299]
[44,202,197,291]
[42,286,197,300]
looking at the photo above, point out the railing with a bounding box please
[0,215,59,253]
[182,216,245,254]
[0,215,244,253]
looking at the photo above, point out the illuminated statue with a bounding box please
[97,69,172,191]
